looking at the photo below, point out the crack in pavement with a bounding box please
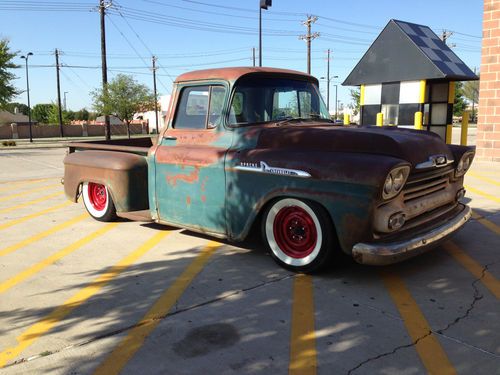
[4,273,294,368]
[346,261,497,374]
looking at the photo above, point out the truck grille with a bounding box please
[403,168,453,203]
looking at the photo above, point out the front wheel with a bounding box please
[262,198,334,273]
[82,182,117,222]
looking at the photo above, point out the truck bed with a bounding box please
[65,137,156,156]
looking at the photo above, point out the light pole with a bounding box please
[334,85,338,120]
[64,91,68,111]
[259,0,272,67]
[320,75,338,116]
[20,52,33,143]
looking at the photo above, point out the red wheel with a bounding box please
[263,198,333,272]
[82,182,116,221]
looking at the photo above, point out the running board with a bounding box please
[117,210,153,222]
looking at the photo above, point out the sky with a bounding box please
[1,0,483,112]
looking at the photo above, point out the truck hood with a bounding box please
[256,124,454,168]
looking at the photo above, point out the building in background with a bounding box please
[477,0,500,162]
[343,19,477,141]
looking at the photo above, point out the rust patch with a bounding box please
[201,195,207,203]
[186,196,191,205]
[156,145,224,167]
[166,167,200,186]
[201,176,209,192]
[163,129,222,146]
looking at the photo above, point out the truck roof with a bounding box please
[175,66,317,83]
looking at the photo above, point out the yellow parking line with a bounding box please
[465,185,500,204]
[381,271,456,374]
[0,213,88,257]
[443,241,500,299]
[0,183,61,202]
[0,223,117,294]
[0,177,57,189]
[0,191,64,214]
[471,211,500,235]
[468,172,500,187]
[93,241,220,375]
[289,274,317,375]
[0,201,71,231]
[0,230,171,368]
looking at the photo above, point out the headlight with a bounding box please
[455,152,474,177]
[382,165,410,200]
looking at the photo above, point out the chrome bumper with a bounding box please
[352,204,471,266]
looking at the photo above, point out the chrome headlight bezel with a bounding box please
[382,165,410,200]
[455,152,474,177]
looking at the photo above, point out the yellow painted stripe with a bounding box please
[0,183,61,202]
[0,213,88,257]
[0,201,71,231]
[0,191,64,214]
[0,177,57,189]
[0,230,171,368]
[465,185,500,204]
[471,210,500,235]
[0,223,117,294]
[289,274,317,375]
[468,172,500,187]
[93,241,219,375]
[381,271,456,374]
[443,241,500,299]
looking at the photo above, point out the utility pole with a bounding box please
[100,0,111,140]
[259,0,272,67]
[55,48,64,137]
[326,49,330,112]
[299,15,319,75]
[441,30,453,45]
[252,47,256,67]
[152,55,159,134]
[64,91,68,111]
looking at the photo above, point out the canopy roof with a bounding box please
[343,19,478,86]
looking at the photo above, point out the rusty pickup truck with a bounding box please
[63,67,474,272]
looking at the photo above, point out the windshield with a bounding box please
[229,76,330,126]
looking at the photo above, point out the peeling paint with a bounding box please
[166,167,200,187]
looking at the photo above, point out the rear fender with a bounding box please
[63,150,149,213]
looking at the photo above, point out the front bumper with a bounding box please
[352,204,471,265]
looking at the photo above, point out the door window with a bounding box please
[173,85,226,129]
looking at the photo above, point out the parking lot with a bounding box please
[0,146,499,375]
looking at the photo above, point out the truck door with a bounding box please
[154,83,232,235]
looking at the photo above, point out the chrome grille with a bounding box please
[403,168,453,203]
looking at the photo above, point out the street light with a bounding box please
[64,91,68,111]
[20,52,33,143]
[259,0,272,67]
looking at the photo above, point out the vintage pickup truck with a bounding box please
[63,67,474,272]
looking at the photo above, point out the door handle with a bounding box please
[164,136,177,140]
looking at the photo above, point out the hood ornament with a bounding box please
[415,155,454,170]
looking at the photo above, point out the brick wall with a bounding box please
[478,0,500,161]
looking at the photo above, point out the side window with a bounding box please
[299,91,312,117]
[272,90,299,120]
[174,85,226,129]
[229,92,244,124]
[208,86,227,128]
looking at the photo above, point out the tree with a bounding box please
[349,88,360,116]
[453,81,467,117]
[0,39,19,106]
[32,103,53,123]
[462,78,479,121]
[92,74,155,138]
[2,102,28,115]
[75,108,89,121]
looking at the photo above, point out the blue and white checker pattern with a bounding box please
[394,20,476,78]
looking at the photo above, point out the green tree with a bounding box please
[47,104,70,124]
[2,102,28,115]
[75,108,89,121]
[92,74,155,137]
[349,88,360,116]
[32,103,53,123]
[453,82,467,117]
[0,39,19,106]
[462,78,479,121]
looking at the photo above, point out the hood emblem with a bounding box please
[235,161,311,178]
[416,155,454,170]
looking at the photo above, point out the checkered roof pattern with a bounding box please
[394,20,475,78]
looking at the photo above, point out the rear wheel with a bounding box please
[82,182,117,222]
[262,198,333,273]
